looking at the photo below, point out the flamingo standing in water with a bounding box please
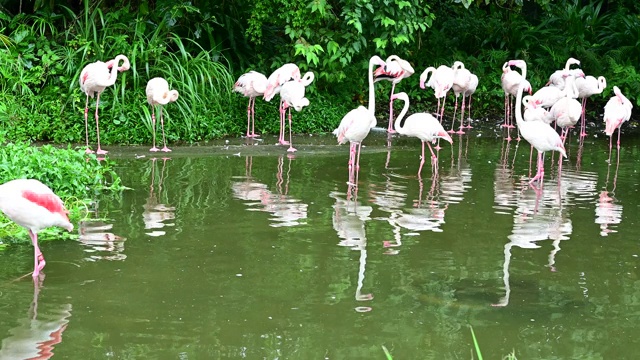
[462,73,479,129]
[450,61,473,134]
[546,57,581,89]
[79,54,130,154]
[146,77,179,152]
[0,179,74,278]
[373,55,414,133]
[390,92,453,176]
[604,86,633,160]
[509,59,566,187]
[263,63,301,145]
[548,74,582,144]
[234,70,268,138]
[333,55,386,185]
[575,75,607,137]
[279,71,315,152]
[501,61,532,139]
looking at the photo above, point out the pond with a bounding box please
[0,129,639,359]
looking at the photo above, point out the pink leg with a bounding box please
[84,95,94,154]
[30,230,45,278]
[580,98,588,137]
[426,142,438,174]
[418,141,426,175]
[160,106,171,152]
[456,96,466,134]
[466,95,474,128]
[439,96,447,125]
[502,94,509,128]
[287,108,296,152]
[94,93,108,155]
[449,95,458,133]
[348,142,355,183]
[354,142,362,185]
[617,127,621,149]
[278,101,290,145]
[246,97,252,137]
[250,97,259,137]
[150,106,159,152]
[388,83,396,133]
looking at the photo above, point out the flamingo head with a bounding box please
[502,62,510,73]
[438,131,453,144]
[508,59,526,69]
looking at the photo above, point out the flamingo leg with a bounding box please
[457,96,466,134]
[30,230,45,278]
[616,127,621,150]
[348,142,356,184]
[246,97,252,137]
[427,142,439,175]
[388,83,396,133]
[502,94,509,128]
[354,142,362,185]
[466,95,474,128]
[418,141,426,175]
[84,95,94,154]
[160,106,171,152]
[287,107,296,152]
[150,105,159,152]
[251,97,259,137]
[449,95,458,133]
[580,98,588,137]
[278,101,289,145]
[94,92,108,155]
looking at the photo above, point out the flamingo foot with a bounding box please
[388,129,396,134]
[287,146,297,153]
[247,133,260,138]
[456,129,465,135]
[500,123,509,128]
[85,147,95,154]
[161,147,172,152]
[505,136,512,142]
[507,125,516,129]
[434,145,442,151]
[150,147,160,152]
[447,129,455,134]
[580,132,587,137]
[465,124,473,129]
[278,140,290,146]
[96,148,108,155]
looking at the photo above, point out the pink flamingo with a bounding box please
[0,179,74,278]
[391,92,453,176]
[146,77,179,152]
[373,55,414,133]
[263,63,301,145]
[575,75,606,137]
[546,57,581,89]
[463,73,479,129]
[79,54,130,154]
[549,74,582,144]
[234,70,268,138]
[279,72,315,152]
[604,86,633,161]
[450,61,473,134]
[420,64,454,124]
[501,61,532,132]
[509,59,566,187]
[333,55,386,185]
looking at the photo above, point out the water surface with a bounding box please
[1,131,639,359]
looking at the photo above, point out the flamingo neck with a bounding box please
[367,59,376,114]
[393,97,410,134]
[514,65,527,128]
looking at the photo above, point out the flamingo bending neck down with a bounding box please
[0,179,74,279]
[509,59,566,188]
[146,77,179,152]
[333,56,385,185]
[234,70,268,138]
[79,54,130,155]
[373,55,414,133]
[391,92,453,176]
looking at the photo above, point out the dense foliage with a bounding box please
[0,0,637,145]
[0,141,125,244]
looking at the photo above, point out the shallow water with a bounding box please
[1,130,640,359]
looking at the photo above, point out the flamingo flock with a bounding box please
[0,53,633,284]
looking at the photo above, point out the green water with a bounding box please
[1,132,639,359]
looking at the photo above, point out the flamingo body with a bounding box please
[146,77,179,152]
[0,179,74,278]
[278,72,314,152]
[263,63,301,102]
[604,86,632,137]
[79,54,130,154]
[373,55,414,132]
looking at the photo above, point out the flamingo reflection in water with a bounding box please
[231,155,307,227]
[493,184,572,307]
[78,197,126,261]
[143,157,176,237]
[367,173,407,254]
[0,274,72,359]
[596,155,622,236]
[331,187,374,312]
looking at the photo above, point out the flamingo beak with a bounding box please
[440,131,453,144]
[420,80,426,89]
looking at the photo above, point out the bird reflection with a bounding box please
[331,189,374,312]
[0,275,72,359]
[143,157,176,237]
[231,155,307,227]
[596,157,622,236]
[493,184,572,307]
[367,173,407,252]
[78,199,126,262]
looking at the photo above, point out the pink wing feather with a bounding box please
[22,190,70,221]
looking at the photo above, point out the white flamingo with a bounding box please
[79,54,130,154]
[546,57,581,89]
[450,61,473,134]
[390,92,453,176]
[146,77,179,152]
[234,70,268,138]
[420,64,454,123]
[333,56,386,185]
[603,86,633,159]
[501,61,532,137]
[263,63,301,145]
[279,72,315,152]
[575,75,607,137]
